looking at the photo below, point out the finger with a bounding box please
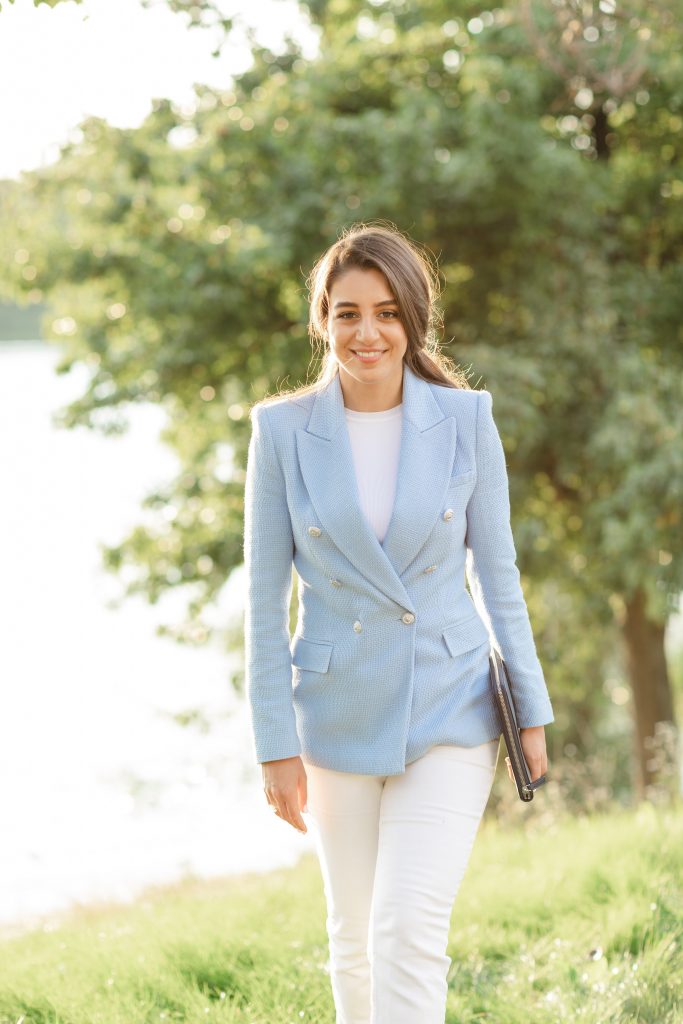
[271,790,304,832]
[284,799,307,834]
[267,799,282,818]
[267,783,287,808]
[299,772,308,815]
[270,792,287,820]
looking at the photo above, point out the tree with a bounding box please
[2,0,681,799]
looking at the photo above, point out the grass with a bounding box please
[0,801,681,1023]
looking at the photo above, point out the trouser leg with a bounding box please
[302,757,385,1024]
[369,740,499,1024]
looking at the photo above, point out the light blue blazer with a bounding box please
[243,361,555,775]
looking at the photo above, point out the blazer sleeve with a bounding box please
[243,403,301,763]
[465,389,555,729]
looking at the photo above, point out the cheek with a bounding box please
[388,319,408,338]
[328,322,349,342]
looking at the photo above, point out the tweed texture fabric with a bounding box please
[243,362,555,775]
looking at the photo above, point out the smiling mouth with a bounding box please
[351,350,388,361]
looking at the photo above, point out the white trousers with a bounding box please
[301,739,499,1024]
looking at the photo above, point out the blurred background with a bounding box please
[1,0,682,939]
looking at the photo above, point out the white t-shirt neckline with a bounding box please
[344,402,402,421]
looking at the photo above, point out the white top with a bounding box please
[344,403,403,543]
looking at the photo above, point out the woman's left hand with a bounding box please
[505,725,548,784]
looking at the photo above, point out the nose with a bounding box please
[355,316,381,342]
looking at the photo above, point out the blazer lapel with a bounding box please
[380,365,458,576]
[295,363,457,609]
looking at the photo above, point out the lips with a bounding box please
[351,350,387,362]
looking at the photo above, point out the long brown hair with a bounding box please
[256,220,472,407]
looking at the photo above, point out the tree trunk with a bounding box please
[623,586,679,801]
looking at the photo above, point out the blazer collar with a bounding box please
[295,362,457,610]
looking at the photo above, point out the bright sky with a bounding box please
[0,0,319,181]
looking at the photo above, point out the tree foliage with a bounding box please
[2,0,682,775]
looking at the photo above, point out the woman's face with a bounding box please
[326,266,408,387]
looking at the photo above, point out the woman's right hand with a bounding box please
[262,755,309,834]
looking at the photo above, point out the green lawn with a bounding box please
[1,802,681,1023]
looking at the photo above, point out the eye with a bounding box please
[336,310,399,319]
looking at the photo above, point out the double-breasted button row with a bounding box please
[353,612,414,632]
[307,527,341,587]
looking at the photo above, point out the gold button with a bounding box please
[353,620,362,633]
[402,612,415,624]
[424,564,438,573]
[442,509,454,521]
[330,578,342,587]
[308,525,322,537]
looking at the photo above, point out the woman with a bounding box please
[243,222,554,1024]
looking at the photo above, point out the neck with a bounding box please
[338,366,404,412]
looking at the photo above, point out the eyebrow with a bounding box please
[332,299,398,309]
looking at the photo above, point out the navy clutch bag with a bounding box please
[488,647,548,802]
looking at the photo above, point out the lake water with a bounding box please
[0,340,314,937]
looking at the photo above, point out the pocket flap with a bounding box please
[447,469,476,489]
[442,613,490,658]
[290,635,333,673]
